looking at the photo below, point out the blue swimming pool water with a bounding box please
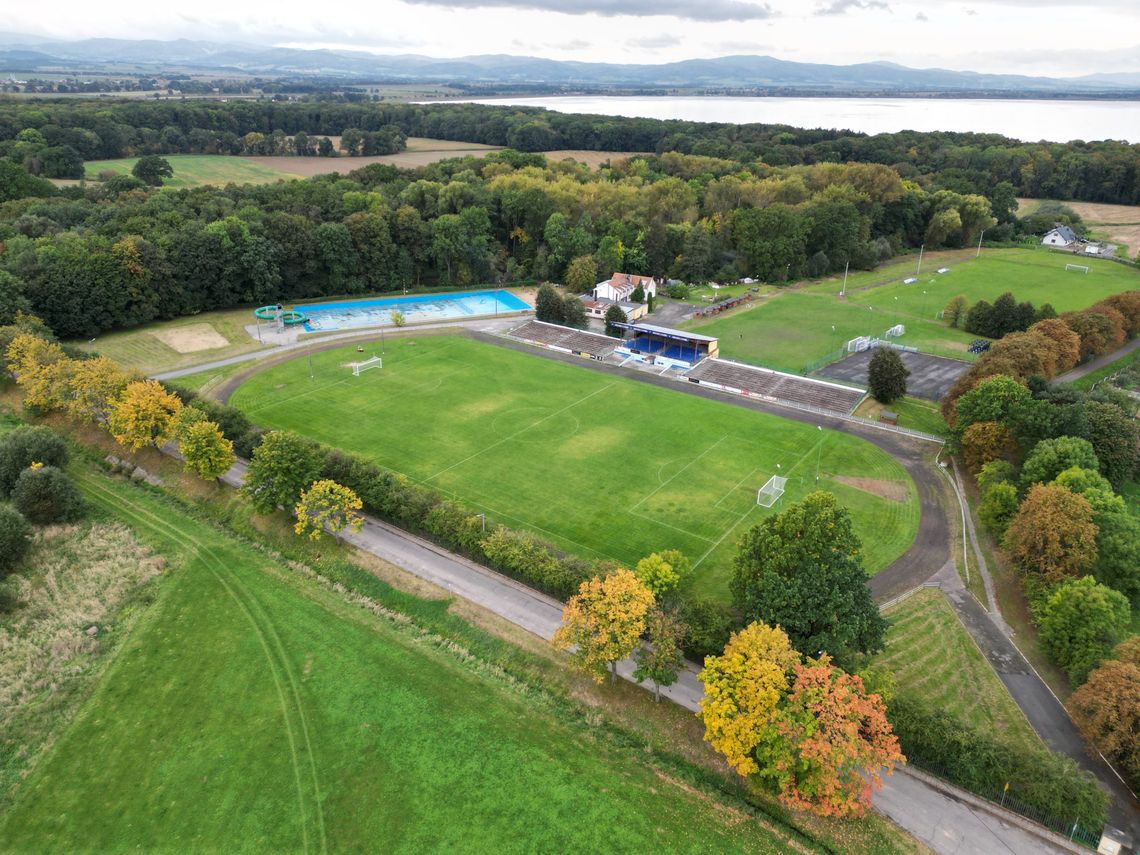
[299,289,530,332]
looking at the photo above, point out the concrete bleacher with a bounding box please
[507,320,621,359]
[688,359,865,414]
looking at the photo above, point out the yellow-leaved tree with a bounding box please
[551,568,655,683]
[6,333,71,411]
[697,621,800,776]
[107,380,183,451]
[179,420,235,481]
[66,356,133,423]
[294,479,364,541]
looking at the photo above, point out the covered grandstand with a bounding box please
[506,320,621,360]
[688,359,865,414]
[612,322,719,368]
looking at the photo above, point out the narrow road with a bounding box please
[1054,337,1140,384]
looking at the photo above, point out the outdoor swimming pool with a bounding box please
[299,289,530,332]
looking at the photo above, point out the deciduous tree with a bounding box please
[65,356,133,423]
[107,380,183,450]
[561,294,588,329]
[698,621,800,776]
[731,491,886,665]
[179,420,235,481]
[633,549,691,598]
[979,481,1019,540]
[565,254,598,293]
[1038,576,1130,684]
[0,425,68,495]
[867,347,909,404]
[0,505,29,575]
[1020,436,1099,489]
[131,155,173,186]
[552,568,655,683]
[242,430,323,514]
[294,479,364,541]
[759,656,904,818]
[633,608,686,701]
[1068,644,1140,791]
[603,303,627,337]
[534,283,564,324]
[11,464,84,524]
[943,295,968,328]
[1004,484,1098,582]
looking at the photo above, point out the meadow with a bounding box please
[689,248,1140,373]
[229,335,918,600]
[84,154,304,187]
[876,588,1040,753]
[0,465,813,854]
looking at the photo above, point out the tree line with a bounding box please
[0,150,1002,339]
[2,98,1139,203]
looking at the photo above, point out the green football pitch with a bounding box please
[690,248,1140,373]
[230,336,919,600]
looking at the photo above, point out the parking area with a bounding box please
[817,349,971,401]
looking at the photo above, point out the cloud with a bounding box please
[815,0,888,14]
[400,0,775,22]
[628,33,682,48]
[915,11,928,20]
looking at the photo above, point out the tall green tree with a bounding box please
[867,348,909,404]
[633,609,686,701]
[731,491,886,665]
[242,431,323,514]
[1038,576,1130,684]
[131,155,173,186]
[534,283,564,324]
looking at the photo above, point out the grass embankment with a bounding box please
[691,248,1140,373]
[0,441,921,854]
[230,335,919,601]
[877,589,1040,753]
[853,396,947,437]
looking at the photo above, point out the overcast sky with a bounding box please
[6,0,1140,77]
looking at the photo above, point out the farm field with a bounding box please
[1018,197,1140,255]
[690,248,1140,374]
[229,335,918,600]
[877,588,1040,753]
[0,468,806,854]
[84,154,304,187]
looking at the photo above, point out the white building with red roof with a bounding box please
[592,272,657,303]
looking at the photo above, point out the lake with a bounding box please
[450,95,1140,144]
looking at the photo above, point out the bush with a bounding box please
[0,425,68,495]
[10,465,84,525]
[888,696,1108,831]
[0,504,30,575]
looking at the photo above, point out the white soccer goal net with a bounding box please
[351,356,383,376]
[1065,263,1089,274]
[846,336,872,353]
[756,475,787,508]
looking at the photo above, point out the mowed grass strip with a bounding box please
[877,588,1040,753]
[0,470,810,854]
[690,248,1140,373]
[229,335,918,600]
[84,154,304,187]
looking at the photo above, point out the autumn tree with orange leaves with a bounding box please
[1003,483,1098,582]
[107,379,183,451]
[1068,638,1140,791]
[552,568,654,683]
[758,656,904,818]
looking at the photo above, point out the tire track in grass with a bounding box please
[74,471,327,854]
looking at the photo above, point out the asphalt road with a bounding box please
[1054,337,1140,384]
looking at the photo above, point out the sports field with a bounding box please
[230,336,918,599]
[690,248,1140,373]
[0,467,807,853]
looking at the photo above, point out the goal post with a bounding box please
[351,355,383,376]
[1065,263,1089,274]
[756,475,787,508]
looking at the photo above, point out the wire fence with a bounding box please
[905,753,1103,850]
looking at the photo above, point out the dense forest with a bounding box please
[0,99,1138,203]
[0,143,1009,338]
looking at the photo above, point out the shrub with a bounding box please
[11,465,84,524]
[0,425,68,495]
[0,504,30,575]
[887,697,1108,831]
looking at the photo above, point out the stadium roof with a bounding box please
[617,322,719,344]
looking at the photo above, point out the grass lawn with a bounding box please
[0,467,815,854]
[853,396,947,437]
[689,248,1140,374]
[230,335,918,601]
[78,308,264,373]
[877,588,1041,753]
[85,154,304,187]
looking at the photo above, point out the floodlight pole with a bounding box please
[916,244,925,277]
[476,513,486,532]
[308,342,314,380]
[976,229,986,258]
[840,261,849,297]
[815,425,823,481]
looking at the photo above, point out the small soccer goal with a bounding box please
[351,355,383,376]
[1065,263,1090,274]
[756,475,787,508]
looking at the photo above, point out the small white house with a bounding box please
[1042,224,1079,247]
[592,272,657,303]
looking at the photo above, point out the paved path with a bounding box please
[1054,337,1140,385]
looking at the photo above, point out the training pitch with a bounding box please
[230,336,919,600]
[819,350,972,401]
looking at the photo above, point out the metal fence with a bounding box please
[905,753,1103,850]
